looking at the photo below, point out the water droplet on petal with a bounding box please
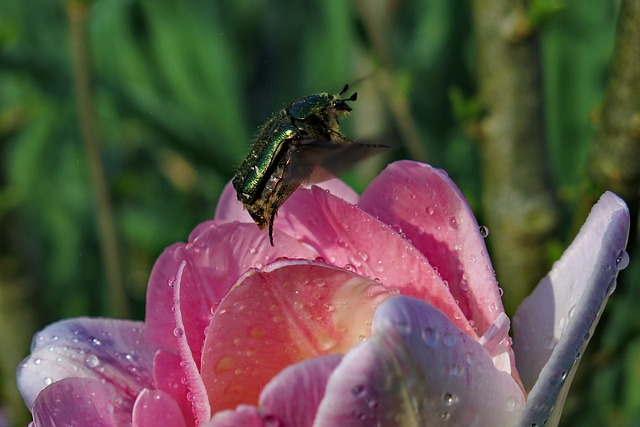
[443,333,457,347]
[443,392,458,406]
[449,216,459,229]
[422,327,439,348]
[352,384,366,397]
[616,250,629,270]
[173,327,184,337]
[85,354,100,368]
[396,321,411,336]
[479,226,490,238]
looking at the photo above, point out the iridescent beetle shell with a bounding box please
[233,84,386,245]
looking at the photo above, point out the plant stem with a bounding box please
[584,0,640,251]
[66,0,129,318]
[471,1,559,312]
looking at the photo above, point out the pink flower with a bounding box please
[18,161,630,426]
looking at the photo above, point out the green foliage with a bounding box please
[0,1,635,426]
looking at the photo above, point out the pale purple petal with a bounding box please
[260,355,342,427]
[18,318,156,415]
[31,378,119,427]
[132,389,187,427]
[513,192,630,427]
[313,296,525,427]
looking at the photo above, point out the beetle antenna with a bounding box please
[339,83,349,95]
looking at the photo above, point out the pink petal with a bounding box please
[213,178,359,224]
[314,296,525,427]
[18,318,156,415]
[200,260,392,414]
[152,350,195,426]
[260,355,343,427]
[514,192,630,426]
[213,181,254,224]
[358,160,504,339]
[31,378,119,427]
[273,184,476,337]
[145,243,183,351]
[132,389,187,427]
[171,222,319,372]
[206,405,266,427]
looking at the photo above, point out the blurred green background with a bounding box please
[1,0,638,426]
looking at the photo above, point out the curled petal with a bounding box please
[152,350,195,426]
[31,378,119,427]
[313,296,525,427]
[275,185,476,338]
[514,192,630,427]
[145,243,183,351]
[201,261,392,414]
[206,405,266,427]
[260,355,343,427]
[18,318,156,415]
[171,222,319,371]
[132,389,187,427]
[358,161,505,341]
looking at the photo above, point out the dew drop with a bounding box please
[449,216,459,229]
[426,206,435,215]
[351,384,366,397]
[343,263,357,273]
[443,392,458,406]
[443,333,457,347]
[173,327,184,337]
[396,321,411,336]
[85,354,100,369]
[543,336,557,350]
[167,277,176,288]
[43,377,53,386]
[479,226,490,238]
[506,395,518,412]
[441,411,451,420]
[616,250,630,270]
[422,327,440,348]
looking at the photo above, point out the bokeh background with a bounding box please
[1,1,638,426]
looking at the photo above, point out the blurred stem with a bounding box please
[66,1,129,318]
[583,0,640,251]
[355,0,429,162]
[471,1,559,313]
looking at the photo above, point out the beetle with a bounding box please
[233,84,387,246]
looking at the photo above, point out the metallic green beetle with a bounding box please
[233,84,386,246]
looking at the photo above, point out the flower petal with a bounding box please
[145,243,183,351]
[513,192,630,427]
[213,178,359,225]
[200,260,392,414]
[206,405,266,427]
[31,378,119,427]
[358,160,504,339]
[132,389,187,427]
[152,349,195,425]
[260,355,343,427]
[17,318,156,415]
[274,185,476,337]
[170,222,319,372]
[313,296,525,427]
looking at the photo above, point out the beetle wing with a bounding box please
[283,137,389,186]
